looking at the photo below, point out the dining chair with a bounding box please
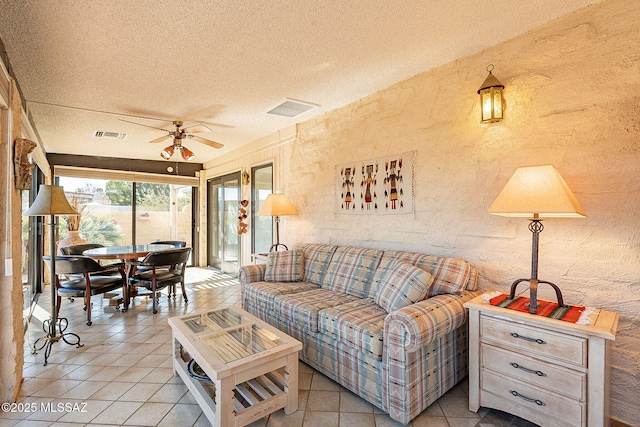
[149,240,187,248]
[127,247,192,314]
[43,255,127,325]
[60,243,125,276]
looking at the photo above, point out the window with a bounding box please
[251,164,273,254]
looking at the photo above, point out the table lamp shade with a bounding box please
[24,185,78,216]
[488,165,586,219]
[257,194,298,216]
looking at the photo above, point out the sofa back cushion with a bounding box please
[263,249,304,282]
[370,250,473,299]
[322,246,383,298]
[295,244,338,286]
[374,261,434,312]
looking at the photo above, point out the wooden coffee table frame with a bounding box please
[168,306,302,427]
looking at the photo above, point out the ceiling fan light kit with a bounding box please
[121,119,224,161]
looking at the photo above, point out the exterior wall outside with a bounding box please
[205,0,640,423]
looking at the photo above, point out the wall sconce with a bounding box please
[477,64,504,123]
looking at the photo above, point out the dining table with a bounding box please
[83,244,176,310]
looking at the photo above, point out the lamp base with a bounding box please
[509,278,565,315]
[32,317,83,366]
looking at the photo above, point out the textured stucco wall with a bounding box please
[283,0,639,424]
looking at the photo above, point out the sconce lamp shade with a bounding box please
[488,165,586,219]
[24,185,78,216]
[257,193,298,216]
[478,65,504,123]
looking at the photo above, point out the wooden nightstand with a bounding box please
[464,294,618,427]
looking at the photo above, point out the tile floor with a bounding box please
[4,267,537,427]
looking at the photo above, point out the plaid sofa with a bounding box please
[239,244,481,424]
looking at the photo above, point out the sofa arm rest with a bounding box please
[384,290,481,353]
[239,264,266,285]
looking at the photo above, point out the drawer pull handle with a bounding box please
[510,332,546,344]
[509,390,545,406]
[510,362,546,377]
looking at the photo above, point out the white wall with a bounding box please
[205,0,640,423]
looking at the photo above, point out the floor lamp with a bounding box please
[488,165,586,314]
[257,193,298,252]
[24,184,83,365]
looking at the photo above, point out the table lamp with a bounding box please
[488,165,586,314]
[24,184,83,365]
[256,193,298,252]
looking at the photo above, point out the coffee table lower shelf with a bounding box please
[175,356,291,426]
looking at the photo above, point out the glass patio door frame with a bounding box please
[207,171,241,274]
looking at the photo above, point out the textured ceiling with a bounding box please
[0,0,601,163]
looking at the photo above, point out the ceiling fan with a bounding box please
[120,119,224,161]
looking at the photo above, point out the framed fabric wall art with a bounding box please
[335,151,414,215]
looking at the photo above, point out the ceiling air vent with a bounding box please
[94,131,127,140]
[266,98,319,118]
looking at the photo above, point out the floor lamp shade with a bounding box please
[257,193,297,251]
[24,185,79,217]
[256,193,298,217]
[488,165,586,314]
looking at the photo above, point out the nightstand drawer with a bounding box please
[481,316,587,366]
[481,344,586,400]
[482,369,584,426]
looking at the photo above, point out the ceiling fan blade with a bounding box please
[188,134,224,149]
[119,118,165,130]
[182,123,212,134]
[148,135,172,144]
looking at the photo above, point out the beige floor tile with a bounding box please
[447,418,484,427]
[310,373,341,391]
[340,390,374,413]
[89,381,135,400]
[438,395,482,419]
[266,409,305,427]
[147,383,188,403]
[303,411,339,427]
[86,365,128,382]
[32,379,83,398]
[18,378,56,397]
[374,413,409,426]
[113,366,155,383]
[411,415,451,427]
[306,390,340,412]
[139,367,175,384]
[122,401,174,426]
[54,399,112,424]
[118,382,164,402]
[156,403,202,427]
[59,364,105,381]
[62,380,109,399]
[340,412,376,427]
[90,401,144,425]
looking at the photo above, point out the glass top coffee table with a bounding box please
[168,306,302,427]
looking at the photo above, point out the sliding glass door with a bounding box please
[207,172,241,274]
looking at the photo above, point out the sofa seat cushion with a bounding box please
[242,281,320,310]
[274,288,360,332]
[323,246,383,298]
[319,299,387,360]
